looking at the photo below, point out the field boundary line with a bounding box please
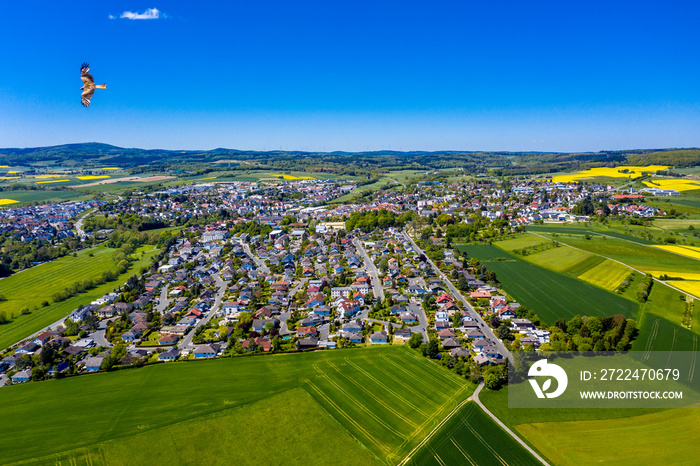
[471,382,550,466]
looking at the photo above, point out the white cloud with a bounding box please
[119,8,161,20]
[108,14,116,19]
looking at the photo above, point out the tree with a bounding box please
[426,337,440,358]
[0,311,8,324]
[483,366,504,390]
[408,332,423,349]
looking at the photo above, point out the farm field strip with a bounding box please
[0,347,474,464]
[577,259,631,291]
[406,402,542,466]
[457,244,638,324]
[0,245,159,349]
[515,407,700,466]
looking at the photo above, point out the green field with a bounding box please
[527,229,700,274]
[478,387,698,466]
[521,245,593,272]
[517,408,698,465]
[577,259,631,291]
[0,244,159,349]
[457,244,638,324]
[406,402,541,466]
[0,189,94,206]
[0,346,480,465]
[631,283,700,352]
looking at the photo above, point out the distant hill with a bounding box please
[0,143,697,173]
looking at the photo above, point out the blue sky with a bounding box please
[0,1,698,152]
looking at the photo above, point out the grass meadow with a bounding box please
[0,245,159,349]
[0,346,481,465]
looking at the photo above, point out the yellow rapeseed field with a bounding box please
[102,167,120,170]
[34,174,65,179]
[0,176,20,180]
[552,165,669,183]
[670,281,700,298]
[0,199,19,206]
[653,245,700,261]
[272,173,314,180]
[76,175,110,180]
[642,178,700,192]
[36,179,70,184]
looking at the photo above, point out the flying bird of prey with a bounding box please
[80,63,107,107]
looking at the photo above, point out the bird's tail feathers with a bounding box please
[95,84,107,89]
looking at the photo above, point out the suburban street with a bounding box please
[242,243,270,274]
[92,319,113,347]
[407,302,429,342]
[402,231,513,362]
[178,274,227,350]
[353,238,384,301]
[155,284,171,313]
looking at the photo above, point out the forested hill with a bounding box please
[0,143,697,174]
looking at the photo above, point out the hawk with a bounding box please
[80,63,106,107]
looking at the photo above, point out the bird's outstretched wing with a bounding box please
[80,62,94,84]
[81,88,95,107]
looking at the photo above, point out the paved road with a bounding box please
[242,243,270,274]
[287,278,308,299]
[91,319,114,348]
[279,311,292,335]
[353,238,384,301]
[155,285,171,313]
[178,275,227,350]
[74,208,93,240]
[471,382,550,465]
[407,302,429,342]
[0,374,6,388]
[402,230,513,362]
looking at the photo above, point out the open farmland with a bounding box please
[631,284,700,353]
[527,230,700,274]
[457,244,638,324]
[406,402,541,466]
[516,408,699,466]
[551,165,668,183]
[577,259,631,291]
[0,245,159,350]
[479,387,696,466]
[0,346,479,465]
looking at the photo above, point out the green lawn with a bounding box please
[520,245,593,272]
[457,244,639,324]
[406,402,541,466]
[0,245,159,350]
[0,346,478,465]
